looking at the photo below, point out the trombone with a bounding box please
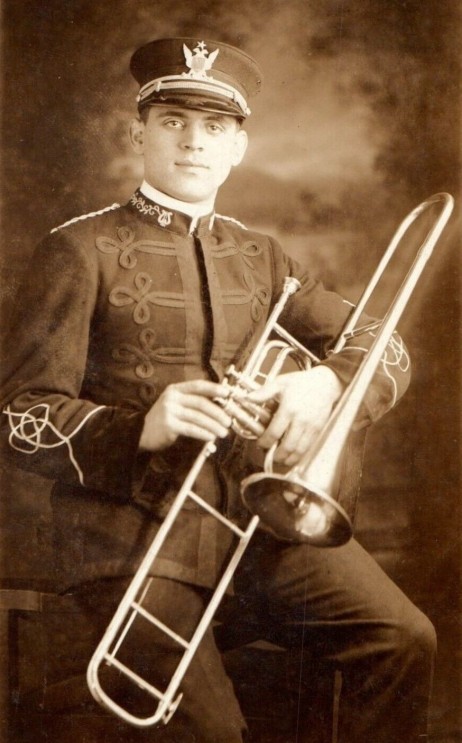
[87,192,454,727]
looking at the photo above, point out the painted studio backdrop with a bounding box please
[1,1,461,741]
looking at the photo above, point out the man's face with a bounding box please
[130,106,248,203]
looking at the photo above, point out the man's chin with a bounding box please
[169,188,216,204]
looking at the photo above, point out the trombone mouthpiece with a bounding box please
[283,276,302,296]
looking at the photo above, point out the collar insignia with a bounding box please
[130,193,173,227]
[183,41,219,79]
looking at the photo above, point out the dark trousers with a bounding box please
[13,535,436,743]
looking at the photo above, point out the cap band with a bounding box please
[130,38,262,119]
[137,75,251,116]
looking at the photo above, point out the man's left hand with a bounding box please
[246,366,344,467]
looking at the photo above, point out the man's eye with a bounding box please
[208,124,224,133]
[165,119,183,128]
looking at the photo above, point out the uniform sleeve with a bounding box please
[270,238,411,425]
[0,229,147,499]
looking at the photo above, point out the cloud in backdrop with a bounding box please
[3,1,459,269]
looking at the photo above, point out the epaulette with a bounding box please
[214,213,248,230]
[50,203,120,234]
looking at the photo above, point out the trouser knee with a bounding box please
[392,606,436,669]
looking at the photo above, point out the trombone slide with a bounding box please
[87,192,454,727]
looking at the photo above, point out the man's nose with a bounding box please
[180,125,205,150]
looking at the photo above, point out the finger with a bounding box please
[174,421,220,442]
[179,407,230,439]
[182,394,232,429]
[281,412,321,451]
[274,426,317,466]
[256,404,290,449]
[176,380,230,399]
[245,380,281,404]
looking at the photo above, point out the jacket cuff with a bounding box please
[72,407,148,499]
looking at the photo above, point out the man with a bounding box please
[1,37,435,742]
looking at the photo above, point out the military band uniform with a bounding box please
[0,36,436,742]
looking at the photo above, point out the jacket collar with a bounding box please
[127,182,215,236]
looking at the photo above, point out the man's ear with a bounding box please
[129,118,145,154]
[232,129,248,167]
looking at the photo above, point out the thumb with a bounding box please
[246,380,282,404]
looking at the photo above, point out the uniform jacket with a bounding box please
[0,188,411,590]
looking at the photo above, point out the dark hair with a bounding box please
[139,106,151,124]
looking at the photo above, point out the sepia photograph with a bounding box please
[1,1,460,741]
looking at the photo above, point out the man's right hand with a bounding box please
[139,380,232,452]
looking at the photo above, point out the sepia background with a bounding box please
[1,0,461,740]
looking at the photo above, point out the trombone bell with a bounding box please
[241,472,352,546]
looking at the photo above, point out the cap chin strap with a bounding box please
[137,75,250,116]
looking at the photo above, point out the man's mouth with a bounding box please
[176,161,208,169]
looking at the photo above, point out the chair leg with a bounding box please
[0,610,10,743]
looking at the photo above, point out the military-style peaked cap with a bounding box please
[130,37,262,117]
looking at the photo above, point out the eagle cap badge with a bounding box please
[182,41,219,78]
